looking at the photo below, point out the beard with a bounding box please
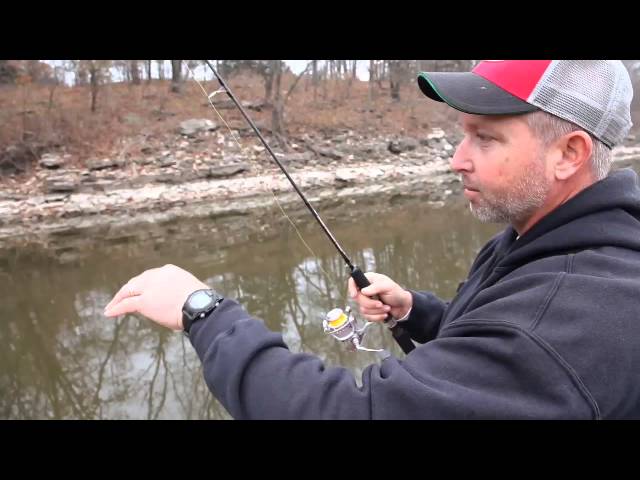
[467,156,552,225]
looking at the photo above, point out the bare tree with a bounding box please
[312,60,318,103]
[75,60,109,113]
[75,61,88,86]
[346,60,357,99]
[284,61,313,106]
[157,60,165,80]
[368,60,377,102]
[130,60,141,85]
[263,64,275,103]
[170,60,182,93]
[0,60,18,84]
[322,61,328,99]
[88,61,101,112]
[388,60,409,101]
[270,60,285,147]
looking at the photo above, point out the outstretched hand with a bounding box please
[104,264,210,330]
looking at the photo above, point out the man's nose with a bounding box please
[450,138,473,173]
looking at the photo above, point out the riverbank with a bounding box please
[2,122,640,251]
[0,125,463,249]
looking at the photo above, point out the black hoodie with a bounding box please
[189,168,640,419]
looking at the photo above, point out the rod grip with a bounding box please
[350,266,415,354]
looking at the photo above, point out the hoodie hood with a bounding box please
[498,168,640,270]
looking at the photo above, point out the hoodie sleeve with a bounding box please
[399,290,449,343]
[188,298,596,419]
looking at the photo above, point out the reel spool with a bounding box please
[322,306,383,353]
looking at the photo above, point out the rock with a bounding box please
[155,173,180,183]
[243,100,266,111]
[39,154,65,169]
[221,155,245,164]
[314,147,344,160]
[388,138,419,155]
[335,170,357,187]
[158,157,176,168]
[277,152,314,165]
[0,144,36,174]
[86,158,122,171]
[134,157,154,166]
[209,100,236,110]
[83,180,117,192]
[207,163,250,179]
[45,175,79,193]
[357,142,382,156]
[427,128,446,140]
[179,119,218,137]
[44,193,70,203]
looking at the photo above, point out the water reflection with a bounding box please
[0,200,500,419]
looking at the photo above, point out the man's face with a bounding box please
[451,113,553,226]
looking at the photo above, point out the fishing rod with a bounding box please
[203,60,415,355]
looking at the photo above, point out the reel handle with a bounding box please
[350,266,415,354]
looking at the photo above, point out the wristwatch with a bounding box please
[182,288,224,335]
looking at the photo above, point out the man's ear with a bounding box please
[553,131,593,181]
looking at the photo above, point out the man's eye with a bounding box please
[477,133,491,141]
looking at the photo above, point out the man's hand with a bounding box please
[347,272,413,323]
[104,264,210,331]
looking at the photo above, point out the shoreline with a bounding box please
[2,137,640,251]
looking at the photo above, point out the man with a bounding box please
[105,60,640,419]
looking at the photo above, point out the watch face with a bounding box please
[189,290,213,309]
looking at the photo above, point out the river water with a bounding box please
[0,198,501,419]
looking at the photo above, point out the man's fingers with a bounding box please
[104,295,142,317]
[356,293,388,310]
[362,313,388,323]
[348,278,357,298]
[360,305,391,316]
[360,282,388,298]
[105,281,143,311]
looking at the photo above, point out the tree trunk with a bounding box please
[264,64,274,103]
[89,63,99,113]
[388,60,404,101]
[322,61,328,99]
[346,60,357,99]
[130,60,141,85]
[146,60,152,83]
[157,60,165,80]
[76,68,88,86]
[312,60,318,103]
[271,61,286,150]
[170,60,182,93]
[369,60,376,101]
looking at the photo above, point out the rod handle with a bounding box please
[350,266,415,354]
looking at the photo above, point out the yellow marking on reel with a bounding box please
[326,308,349,329]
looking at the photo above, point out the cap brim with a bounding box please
[417,71,539,115]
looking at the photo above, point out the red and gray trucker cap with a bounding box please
[417,60,633,148]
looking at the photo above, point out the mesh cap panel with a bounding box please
[528,61,633,148]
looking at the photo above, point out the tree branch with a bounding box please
[284,61,314,106]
